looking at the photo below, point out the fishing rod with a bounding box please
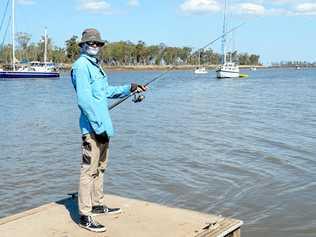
[108,22,246,111]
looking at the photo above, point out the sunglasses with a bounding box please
[86,41,104,47]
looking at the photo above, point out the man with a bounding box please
[71,28,146,232]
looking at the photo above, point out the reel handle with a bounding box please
[132,94,145,103]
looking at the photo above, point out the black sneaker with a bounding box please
[92,205,122,215]
[79,215,106,232]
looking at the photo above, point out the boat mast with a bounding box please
[44,27,47,64]
[12,0,16,70]
[221,0,227,64]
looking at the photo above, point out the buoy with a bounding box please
[239,73,249,78]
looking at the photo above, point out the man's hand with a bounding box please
[131,83,148,93]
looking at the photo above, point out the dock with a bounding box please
[0,194,243,237]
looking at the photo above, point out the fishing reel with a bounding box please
[132,93,145,103]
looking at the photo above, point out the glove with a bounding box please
[131,83,147,93]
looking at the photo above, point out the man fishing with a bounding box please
[71,28,147,232]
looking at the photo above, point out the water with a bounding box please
[0,68,315,237]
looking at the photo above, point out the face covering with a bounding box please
[82,43,100,56]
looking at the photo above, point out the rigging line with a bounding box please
[1,15,11,49]
[0,0,10,34]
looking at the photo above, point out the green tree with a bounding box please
[1,31,262,66]
[178,47,192,64]
[147,45,160,64]
[65,35,80,62]
[15,32,31,60]
[0,44,12,64]
[25,43,40,61]
[135,41,148,64]
[51,47,67,63]
[249,54,260,65]
[239,53,250,65]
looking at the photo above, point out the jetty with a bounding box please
[0,194,243,237]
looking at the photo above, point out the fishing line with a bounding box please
[199,22,245,52]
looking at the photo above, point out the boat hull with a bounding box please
[0,71,60,78]
[194,70,208,74]
[216,70,239,78]
[216,62,240,79]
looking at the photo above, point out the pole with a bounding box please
[222,0,227,64]
[44,27,47,64]
[12,0,15,71]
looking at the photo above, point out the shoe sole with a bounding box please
[79,224,106,232]
[91,209,122,216]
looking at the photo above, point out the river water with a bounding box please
[0,68,315,237]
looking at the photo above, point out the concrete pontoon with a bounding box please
[0,194,243,237]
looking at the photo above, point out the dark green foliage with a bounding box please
[65,35,80,62]
[0,33,261,65]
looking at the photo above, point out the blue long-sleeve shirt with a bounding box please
[71,54,131,137]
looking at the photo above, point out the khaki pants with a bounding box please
[78,133,109,216]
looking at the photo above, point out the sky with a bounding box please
[0,0,315,64]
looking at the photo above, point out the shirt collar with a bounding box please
[81,53,106,76]
[81,53,100,64]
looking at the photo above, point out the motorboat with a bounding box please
[194,67,208,74]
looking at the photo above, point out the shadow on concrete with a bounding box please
[56,194,79,224]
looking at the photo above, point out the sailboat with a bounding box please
[194,50,208,74]
[0,0,59,79]
[216,0,239,79]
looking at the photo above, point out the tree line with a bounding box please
[0,33,261,66]
[271,61,316,67]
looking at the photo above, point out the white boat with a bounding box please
[250,67,257,71]
[216,62,239,78]
[194,49,208,74]
[0,0,59,79]
[22,61,58,73]
[216,0,239,79]
[194,67,208,74]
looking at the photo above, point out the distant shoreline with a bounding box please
[2,63,315,72]
[60,64,266,71]
[60,64,316,71]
